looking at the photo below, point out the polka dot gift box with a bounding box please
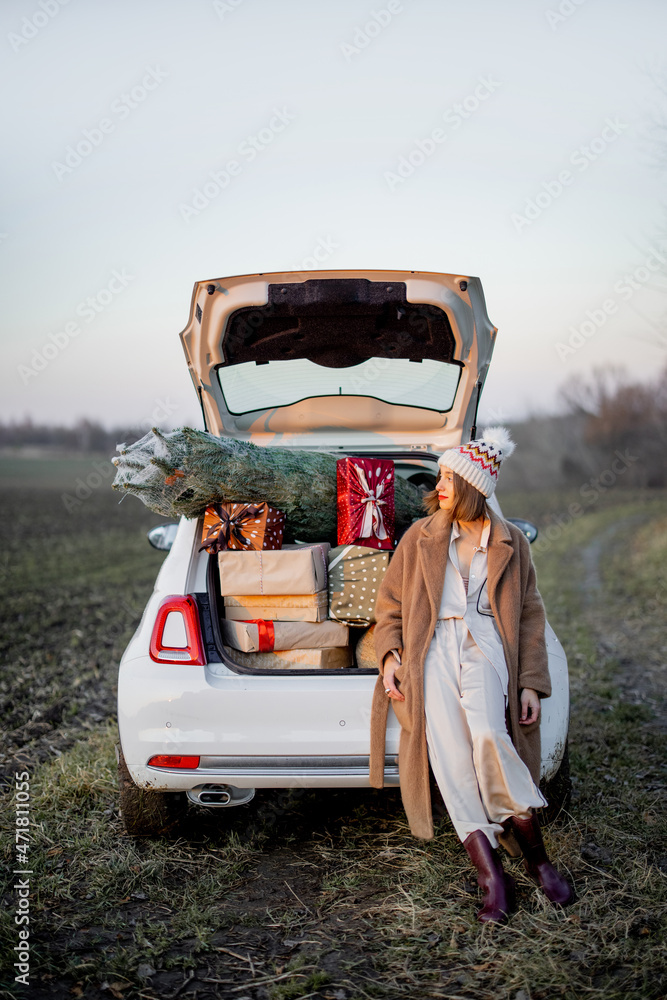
[336,457,395,551]
[200,501,285,553]
[328,544,390,627]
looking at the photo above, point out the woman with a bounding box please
[369,428,574,923]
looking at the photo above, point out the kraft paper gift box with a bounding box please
[223,592,329,623]
[328,544,390,627]
[200,501,285,553]
[223,645,353,669]
[221,618,349,652]
[218,542,330,597]
[336,457,395,550]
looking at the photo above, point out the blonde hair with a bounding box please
[423,470,488,522]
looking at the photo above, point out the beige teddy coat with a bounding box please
[369,505,551,840]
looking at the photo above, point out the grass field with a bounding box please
[0,457,666,1000]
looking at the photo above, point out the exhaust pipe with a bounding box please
[186,784,255,808]
[200,788,231,805]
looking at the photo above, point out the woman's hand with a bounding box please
[382,653,405,701]
[519,687,540,725]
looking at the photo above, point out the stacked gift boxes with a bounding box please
[203,455,401,669]
[213,529,352,668]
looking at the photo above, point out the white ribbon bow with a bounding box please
[352,463,388,540]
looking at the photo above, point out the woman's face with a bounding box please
[436,466,456,512]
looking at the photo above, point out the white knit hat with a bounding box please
[438,426,516,498]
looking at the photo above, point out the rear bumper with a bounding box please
[118,628,569,791]
[117,654,400,790]
[143,754,400,791]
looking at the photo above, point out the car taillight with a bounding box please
[149,595,206,665]
[147,755,200,769]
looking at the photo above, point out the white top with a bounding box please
[437,518,509,695]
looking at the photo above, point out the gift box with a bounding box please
[223,592,329,623]
[200,501,285,553]
[328,545,390,627]
[336,458,395,550]
[218,542,329,597]
[221,618,349,652]
[223,645,353,669]
[354,623,378,669]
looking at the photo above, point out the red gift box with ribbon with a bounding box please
[200,501,285,553]
[240,619,275,652]
[220,617,349,652]
[336,457,395,550]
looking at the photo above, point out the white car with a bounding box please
[116,269,570,835]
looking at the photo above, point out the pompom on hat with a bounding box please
[438,426,516,498]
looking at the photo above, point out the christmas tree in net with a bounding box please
[112,427,424,544]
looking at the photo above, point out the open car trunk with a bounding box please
[181,269,498,674]
[200,447,461,677]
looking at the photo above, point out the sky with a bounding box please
[1,0,666,432]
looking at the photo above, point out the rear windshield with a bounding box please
[217,358,462,415]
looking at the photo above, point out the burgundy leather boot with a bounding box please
[510,813,575,906]
[463,830,515,923]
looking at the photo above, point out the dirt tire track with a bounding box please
[579,513,666,730]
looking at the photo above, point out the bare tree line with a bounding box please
[0,418,148,455]
[498,364,667,492]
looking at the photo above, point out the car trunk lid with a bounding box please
[180,269,497,452]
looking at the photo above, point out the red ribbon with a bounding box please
[240,619,275,652]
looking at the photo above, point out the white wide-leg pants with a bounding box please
[424,618,547,849]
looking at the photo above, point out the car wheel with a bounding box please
[540,741,572,823]
[117,744,188,836]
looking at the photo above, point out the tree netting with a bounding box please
[112,427,424,544]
